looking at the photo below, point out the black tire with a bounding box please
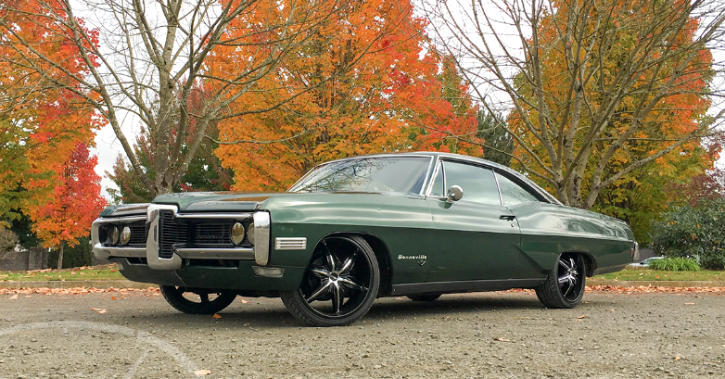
[407,293,441,302]
[280,235,380,327]
[160,286,237,315]
[535,253,586,309]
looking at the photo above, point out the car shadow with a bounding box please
[135,292,544,328]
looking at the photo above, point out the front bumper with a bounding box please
[91,203,270,271]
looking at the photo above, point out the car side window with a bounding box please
[443,161,501,206]
[496,173,540,206]
[431,161,444,197]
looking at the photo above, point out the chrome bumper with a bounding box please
[91,204,270,270]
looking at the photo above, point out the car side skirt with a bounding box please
[390,278,546,296]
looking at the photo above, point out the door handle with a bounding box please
[500,215,516,221]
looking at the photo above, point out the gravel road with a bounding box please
[1,289,724,379]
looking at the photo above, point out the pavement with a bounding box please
[1,279,725,289]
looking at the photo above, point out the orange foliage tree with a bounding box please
[434,0,722,209]
[210,1,481,191]
[0,0,101,224]
[26,143,107,269]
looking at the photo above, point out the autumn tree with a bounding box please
[0,0,101,223]
[0,0,384,199]
[430,0,724,209]
[108,86,233,203]
[26,143,107,269]
[212,2,481,191]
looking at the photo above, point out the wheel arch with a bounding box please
[560,250,597,277]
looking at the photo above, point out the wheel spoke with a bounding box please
[339,276,367,292]
[558,274,571,284]
[338,253,356,275]
[306,279,332,302]
[331,282,343,315]
[563,279,574,296]
[309,266,330,278]
[558,259,570,271]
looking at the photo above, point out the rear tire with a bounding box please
[535,253,586,309]
[160,286,237,314]
[407,293,441,302]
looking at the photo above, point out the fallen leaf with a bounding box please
[109,269,117,272]
[675,355,681,361]
[212,313,222,319]
[609,309,615,312]
[240,298,249,304]
[684,302,695,305]
[493,337,512,342]
[194,370,211,376]
[111,296,117,300]
[71,271,76,275]
[577,315,587,319]
[91,308,107,314]
[9,294,18,300]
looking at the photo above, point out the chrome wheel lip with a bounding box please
[300,237,373,319]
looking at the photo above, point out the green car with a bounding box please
[92,152,638,326]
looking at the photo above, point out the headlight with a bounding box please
[231,222,245,245]
[120,226,131,245]
[110,226,120,245]
[247,222,255,245]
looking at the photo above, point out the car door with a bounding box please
[425,159,522,282]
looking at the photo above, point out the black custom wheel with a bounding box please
[160,286,237,314]
[407,293,441,302]
[535,253,586,309]
[280,235,380,327]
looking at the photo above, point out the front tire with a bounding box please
[281,235,380,327]
[535,253,586,309]
[160,286,237,314]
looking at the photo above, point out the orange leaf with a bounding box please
[194,370,211,376]
[212,313,222,319]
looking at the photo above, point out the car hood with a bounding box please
[152,191,407,212]
[152,192,284,212]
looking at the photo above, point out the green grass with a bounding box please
[594,266,725,282]
[0,264,124,282]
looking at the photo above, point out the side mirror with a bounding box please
[445,185,463,203]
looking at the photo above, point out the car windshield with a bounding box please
[289,156,431,195]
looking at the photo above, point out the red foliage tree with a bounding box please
[26,143,107,269]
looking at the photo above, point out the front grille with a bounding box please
[128,225,147,246]
[194,223,232,246]
[159,210,188,258]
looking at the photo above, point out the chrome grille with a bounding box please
[194,223,232,246]
[128,225,147,246]
[159,210,187,258]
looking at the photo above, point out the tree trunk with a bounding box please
[56,243,64,270]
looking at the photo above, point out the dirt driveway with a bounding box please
[1,289,724,379]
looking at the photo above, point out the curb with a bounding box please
[587,280,725,288]
[0,280,156,289]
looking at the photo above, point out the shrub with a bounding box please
[650,198,725,270]
[0,227,19,251]
[47,237,93,269]
[648,257,701,271]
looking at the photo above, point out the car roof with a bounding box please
[316,151,562,205]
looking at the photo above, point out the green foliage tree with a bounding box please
[109,124,233,203]
[650,198,725,270]
[477,110,513,167]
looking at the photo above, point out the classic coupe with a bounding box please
[92,152,638,326]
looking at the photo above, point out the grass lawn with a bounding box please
[593,266,725,282]
[0,264,124,282]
